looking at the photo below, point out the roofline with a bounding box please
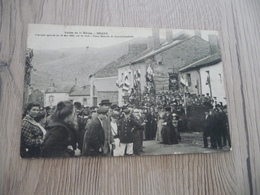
[45,92,70,94]
[179,54,221,72]
[97,91,118,93]
[69,94,90,96]
[93,76,118,80]
[118,35,208,68]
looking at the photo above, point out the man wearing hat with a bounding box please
[99,100,115,156]
[82,108,108,156]
[99,99,112,107]
[118,108,143,156]
[203,109,215,148]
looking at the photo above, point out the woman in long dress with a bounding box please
[156,107,165,142]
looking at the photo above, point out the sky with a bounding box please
[27,24,218,50]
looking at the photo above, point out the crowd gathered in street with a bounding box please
[20,94,231,158]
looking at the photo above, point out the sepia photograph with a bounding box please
[21,24,231,158]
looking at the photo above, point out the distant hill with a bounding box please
[30,37,149,91]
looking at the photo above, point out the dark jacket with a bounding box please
[101,117,114,154]
[162,113,178,144]
[82,117,105,156]
[118,116,142,143]
[42,121,77,158]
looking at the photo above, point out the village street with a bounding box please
[141,132,230,156]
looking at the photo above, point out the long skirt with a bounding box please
[156,119,164,142]
[162,125,178,145]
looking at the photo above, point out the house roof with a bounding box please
[118,35,210,68]
[94,44,148,78]
[45,85,74,93]
[69,85,91,96]
[179,53,221,72]
[93,77,118,92]
[94,56,125,78]
[30,89,44,95]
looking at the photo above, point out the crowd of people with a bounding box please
[20,96,231,158]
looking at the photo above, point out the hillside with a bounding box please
[30,37,149,91]
[30,45,128,91]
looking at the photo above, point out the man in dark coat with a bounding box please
[203,110,214,148]
[210,108,223,149]
[145,107,157,140]
[132,109,145,155]
[82,108,107,157]
[98,99,115,156]
[118,108,143,156]
[222,106,231,148]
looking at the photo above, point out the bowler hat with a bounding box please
[99,99,112,106]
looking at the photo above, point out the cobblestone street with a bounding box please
[142,132,231,155]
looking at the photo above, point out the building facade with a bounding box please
[117,30,215,106]
[179,53,226,105]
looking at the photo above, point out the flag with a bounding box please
[180,76,188,87]
[195,79,199,89]
[146,66,154,82]
[123,75,130,92]
[133,69,141,88]
[205,74,210,85]
[116,79,123,88]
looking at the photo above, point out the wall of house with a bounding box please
[180,70,201,95]
[200,62,226,105]
[28,91,44,107]
[45,93,69,107]
[69,96,91,106]
[160,37,211,70]
[98,92,118,105]
[118,64,147,106]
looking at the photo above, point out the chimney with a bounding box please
[75,78,78,86]
[208,34,219,54]
[152,29,160,50]
[147,36,154,49]
[166,29,173,43]
[194,30,201,38]
[128,44,148,55]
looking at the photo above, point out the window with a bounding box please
[93,97,97,106]
[186,73,191,86]
[93,85,96,96]
[83,98,87,103]
[205,71,210,85]
[219,74,222,83]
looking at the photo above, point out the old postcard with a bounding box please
[21,24,231,158]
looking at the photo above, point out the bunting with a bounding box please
[116,79,123,88]
[145,66,154,82]
[180,76,189,87]
[122,73,130,93]
[133,69,141,89]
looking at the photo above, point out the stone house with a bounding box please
[28,89,44,107]
[179,53,226,105]
[69,85,91,106]
[44,85,73,108]
[117,29,215,105]
[89,43,148,106]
